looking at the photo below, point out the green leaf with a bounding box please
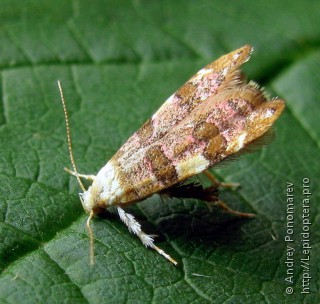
[0,1,319,303]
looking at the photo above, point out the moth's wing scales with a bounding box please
[107,46,284,205]
[206,128,276,170]
[149,45,253,140]
[154,83,285,182]
[110,81,284,205]
[113,45,253,162]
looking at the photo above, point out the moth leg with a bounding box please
[117,207,177,265]
[64,167,96,181]
[163,183,254,218]
[203,170,240,188]
[207,200,256,218]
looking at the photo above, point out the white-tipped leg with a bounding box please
[64,167,96,181]
[117,207,177,265]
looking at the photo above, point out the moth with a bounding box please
[58,45,285,265]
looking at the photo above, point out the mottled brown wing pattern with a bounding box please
[111,80,284,204]
[114,45,253,164]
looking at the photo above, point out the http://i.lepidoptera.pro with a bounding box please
[58,45,285,266]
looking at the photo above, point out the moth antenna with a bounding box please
[57,80,86,192]
[86,210,95,266]
[58,81,96,266]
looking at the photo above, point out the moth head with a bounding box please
[79,188,95,213]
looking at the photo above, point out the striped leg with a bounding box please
[117,207,177,265]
